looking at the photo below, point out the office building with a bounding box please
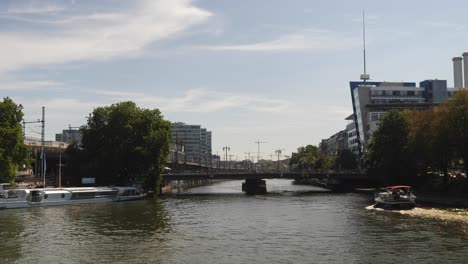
[171,122,212,164]
[55,129,82,145]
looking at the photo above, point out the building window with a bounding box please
[407,91,415,96]
[392,91,400,96]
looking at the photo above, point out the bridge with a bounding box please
[161,172,370,194]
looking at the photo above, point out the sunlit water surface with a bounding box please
[0,180,467,264]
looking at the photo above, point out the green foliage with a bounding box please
[66,101,171,192]
[289,145,334,172]
[0,97,29,183]
[408,90,468,177]
[365,110,414,184]
[334,149,358,171]
[444,90,468,171]
[366,91,468,186]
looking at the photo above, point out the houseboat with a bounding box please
[374,185,416,209]
[0,184,146,209]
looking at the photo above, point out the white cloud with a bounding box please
[7,3,65,14]
[421,21,465,31]
[0,0,212,73]
[0,80,62,90]
[200,29,358,52]
[95,88,294,113]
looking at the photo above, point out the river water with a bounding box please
[0,180,467,264]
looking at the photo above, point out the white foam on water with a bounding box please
[366,204,468,223]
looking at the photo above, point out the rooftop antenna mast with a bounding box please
[360,10,370,84]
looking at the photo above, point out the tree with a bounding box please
[407,108,435,174]
[0,97,29,183]
[365,110,414,185]
[442,90,468,172]
[66,101,171,193]
[289,145,333,172]
[334,149,358,171]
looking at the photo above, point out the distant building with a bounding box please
[55,129,82,145]
[319,129,347,156]
[345,115,359,155]
[171,122,212,165]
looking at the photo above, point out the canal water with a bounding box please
[1,180,467,264]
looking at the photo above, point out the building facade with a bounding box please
[171,122,212,165]
[55,129,82,145]
[345,115,359,155]
[319,129,348,156]
[350,79,460,154]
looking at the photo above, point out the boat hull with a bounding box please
[373,186,417,210]
[0,187,146,210]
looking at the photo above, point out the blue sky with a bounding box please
[1,0,467,160]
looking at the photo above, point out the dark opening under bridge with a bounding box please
[162,172,370,194]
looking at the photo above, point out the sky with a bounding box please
[1,0,467,161]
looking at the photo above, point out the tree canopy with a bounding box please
[334,149,358,171]
[289,145,333,172]
[66,101,171,193]
[365,110,414,184]
[0,97,29,183]
[366,90,468,185]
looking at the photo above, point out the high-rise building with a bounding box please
[171,122,212,164]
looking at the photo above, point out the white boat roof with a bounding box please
[44,190,70,194]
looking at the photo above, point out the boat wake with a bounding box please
[366,205,468,224]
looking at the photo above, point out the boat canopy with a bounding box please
[386,185,412,190]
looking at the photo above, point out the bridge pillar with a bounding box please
[242,179,267,195]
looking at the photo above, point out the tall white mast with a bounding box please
[360,10,370,83]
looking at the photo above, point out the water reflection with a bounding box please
[0,199,172,263]
[0,180,467,264]
[0,210,25,263]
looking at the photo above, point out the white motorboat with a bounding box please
[0,184,146,209]
[374,185,416,209]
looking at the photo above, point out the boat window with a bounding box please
[96,191,118,197]
[71,192,97,199]
[122,189,137,196]
[44,194,48,199]
[7,191,18,198]
[61,194,65,199]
